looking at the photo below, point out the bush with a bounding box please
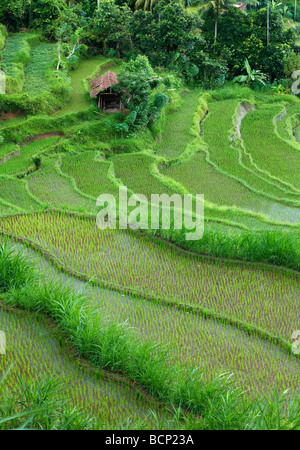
[0,24,7,50]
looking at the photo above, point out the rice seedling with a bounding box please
[0,137,59,177]
[2,242,300,429]
[241,102,300,191]
[154,89,202,159]
[23,43,56,96]
[0,176,43,211]
[111,152,175,199]
[60,151,119,198]
[163,151,300,225]
[26,158,98,213]
[0,211,298,345]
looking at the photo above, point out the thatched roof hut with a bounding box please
[90,70,123,111]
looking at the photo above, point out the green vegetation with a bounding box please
[3,241,300,430]
[0,211,299,345]
[53,57,116,116]
[60,151,119,198]
[23,43,57,96]
[242,103,300,191]
[0,137,59,177]
[1,0,300,431]
[0,24,6,51]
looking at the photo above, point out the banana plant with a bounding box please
[233,59,268,88]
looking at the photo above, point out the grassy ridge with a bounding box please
[2,241,300,429]
[9,239,300,399]
[23,43,56,96]
[0,210,299,344]
[0,303,163,428]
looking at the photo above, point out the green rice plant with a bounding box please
[26,157,98,213]
[0,176,43,211]
[0,301,167,429]
[10,240,300,402]
[0,137,59,177]
[275,104,300,144]
[154,89,202,159]
[23,43,56,96]
[0,143,19,160]
[163,150,300,225]
[0,201,19,215]
[2,242,300,429]
[241,103,300,191]
[0,374,95,430]
[60,151,119,199]
[111,152,175,199]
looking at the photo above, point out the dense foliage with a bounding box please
[0,0,298,87]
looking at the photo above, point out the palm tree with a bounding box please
[135,0,157,11]
[200,0,237,45]
[244,0,260,10]
[234,58,267,88]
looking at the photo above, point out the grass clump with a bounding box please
[0,369,95,430]
[2,242,300,429]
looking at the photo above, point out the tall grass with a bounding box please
[0,368,95,430]
[0,241,36,291]
[2,242,300,429]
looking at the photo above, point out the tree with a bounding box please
[55,4,86,70]
[234,58,267,87]
[116,55,167,128]
[283,50,300,92]
[244,0,260,11]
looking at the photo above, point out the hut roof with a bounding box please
[90,71,118,98]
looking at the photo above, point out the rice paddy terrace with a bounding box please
[1,30,300,427]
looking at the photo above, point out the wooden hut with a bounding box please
[90,70,124,112]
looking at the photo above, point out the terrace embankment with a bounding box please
[5,239,300,399]
[232,101,256,140]
[0,298,174,428]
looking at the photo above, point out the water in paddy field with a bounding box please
[6,240,300,398]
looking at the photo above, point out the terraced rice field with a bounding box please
[6,240,300,398]
[0,210,299,345]
[23,43,56,95]
[1,48,300,425]
[0,302,166,428]
[242,103,300,192]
